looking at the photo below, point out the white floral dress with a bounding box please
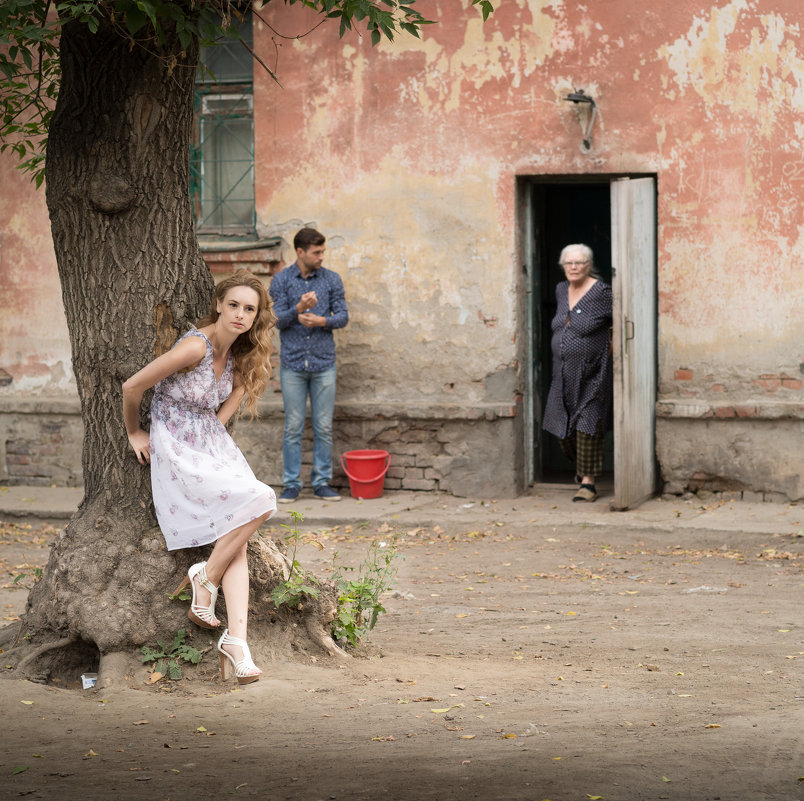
[149,330,276,551]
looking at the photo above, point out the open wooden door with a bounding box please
[611,177,657,510]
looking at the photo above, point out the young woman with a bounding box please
[122,271,277,684]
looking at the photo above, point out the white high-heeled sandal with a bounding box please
[174,562,219,629]
[217,629,261,685]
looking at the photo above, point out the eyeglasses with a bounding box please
[563,260,588,266]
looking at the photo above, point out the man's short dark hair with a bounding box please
[294,227,326,251]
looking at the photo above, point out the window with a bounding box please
[191,12,255,237]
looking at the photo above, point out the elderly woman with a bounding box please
[542,244,613,502]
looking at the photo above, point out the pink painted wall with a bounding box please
[0,152,71,393]
[253,0,804,406]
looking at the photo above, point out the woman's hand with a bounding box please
[128,429,151,464]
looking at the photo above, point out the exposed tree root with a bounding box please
[304,618,349,658]
[15,635,78,673]
[98,651,139,691]
[0,623,21,650]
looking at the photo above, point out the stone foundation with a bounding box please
[656,399,804,502]
[0,396,525,498]
[4,394,802,502]
[0,397,83,486]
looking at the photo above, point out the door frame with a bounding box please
[519,173,658,505]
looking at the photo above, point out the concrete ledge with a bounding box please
[0,396,82,415]
[0,395,520,422]
[657,398,804,420]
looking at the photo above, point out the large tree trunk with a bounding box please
[1,13,343,687]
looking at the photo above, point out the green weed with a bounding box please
[140,628,201,681]
[332,538,399,648]
[271,511,321,609]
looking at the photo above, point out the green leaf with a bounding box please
[12,765,28,775]
[123,5,147,35]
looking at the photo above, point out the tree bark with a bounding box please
[3,12,340,684]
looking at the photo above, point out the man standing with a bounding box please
[270,228,349,502]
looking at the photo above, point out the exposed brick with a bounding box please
[5,441,30,454]
[401,477,437,491]
[759,373,778,380]
[756,378,780,392]
[781,378,802,390]
[710,384,726,393]
[6,454,31,464]
[762,491,788,504]
[386,466,406,479]
[401,430,428,443]
[8,464,51,476]
[423,468,442,480]
[404,467,424,480]
[41,421,66,434]
[674,368,693,381]
[390,442,431,456]
[714,407,736,418]
[383,477,403,490]
[734,406,757,418]
[374,428,402,444]
[387,452,416,467]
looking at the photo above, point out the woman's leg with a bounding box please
[576,427,605,485]
[217,540,260,674]
[188,509,272,627]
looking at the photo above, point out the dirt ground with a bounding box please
[1,515,802,801]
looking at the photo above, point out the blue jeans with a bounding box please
[280,365,336,490]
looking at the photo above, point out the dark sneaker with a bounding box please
[278,487,300,503]
[313,485,341,501]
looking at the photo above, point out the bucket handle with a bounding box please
[340,453,391,484]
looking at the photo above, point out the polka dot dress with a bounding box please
[542,280,613,439]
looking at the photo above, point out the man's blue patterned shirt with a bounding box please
[269,263,349,372]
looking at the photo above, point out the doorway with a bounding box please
[520,176,658,509]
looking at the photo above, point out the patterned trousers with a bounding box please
[559,426,605,478]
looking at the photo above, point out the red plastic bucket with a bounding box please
[340,449,391,499]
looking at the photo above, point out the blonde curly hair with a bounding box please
[197,270,276,418]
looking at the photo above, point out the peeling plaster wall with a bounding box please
[252,0,804,498]
[0,152,72,394]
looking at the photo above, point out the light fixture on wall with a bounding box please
[564,89,597,151]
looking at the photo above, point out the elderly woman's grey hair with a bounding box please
[559,243,600,278]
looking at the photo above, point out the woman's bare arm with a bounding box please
[122,337,207,464]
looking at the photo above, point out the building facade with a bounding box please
[1,0,802,502]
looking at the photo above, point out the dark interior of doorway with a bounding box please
[533,181,614,482]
